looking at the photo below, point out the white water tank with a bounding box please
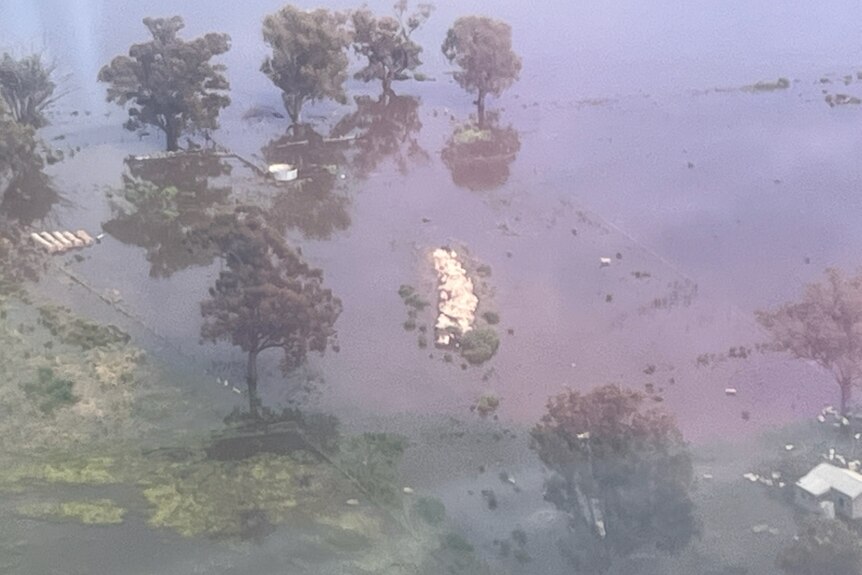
[268,163,298,182]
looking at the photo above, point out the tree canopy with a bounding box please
[757,268,862,414]
[200,213,342,417]
[350,1,434,96]
[777,518,862,575]
[261,6,351,126]
[531,385,698,573]
[0,52,59,128]
[98,16,231,152]
[441,16,521,128]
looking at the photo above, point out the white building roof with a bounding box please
[797,463,862,499]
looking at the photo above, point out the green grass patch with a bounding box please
[37,305,130,349]
[17,499,126,525]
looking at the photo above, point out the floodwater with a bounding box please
[2,0,862,574]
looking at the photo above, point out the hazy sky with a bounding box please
[3,0,862,114]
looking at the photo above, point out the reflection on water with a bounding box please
[102,153,232,277]
[442,113,521,191]
[333,93,428,178]
[0,166,61,225]
[262,127,353,240]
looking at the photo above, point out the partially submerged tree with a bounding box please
[261,6,351,127]
[98,16,231,151]
[441,16,521,128]
[0,107,59,224]
[757,268,862,415]
[531,385,698,573]
[777,518,862,575]
[350,1,434,97]
[0,113,41,182]
[0,52,59,128]
[200,213,342,418]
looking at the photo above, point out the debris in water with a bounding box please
[31,230,96,254]
[785,444,794,451]
[402,487,414,495]
[346,499,359,506]
[599,257,612,267]
[231,386,242,395]
[724,388,737,396]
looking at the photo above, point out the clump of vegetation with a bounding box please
[398,284,430,345]
[743,77,790,92]
[17,499,126,525]
[21,367,77,414]
[0,52,60,128]
[0,457,122,489]
[413,496,446,526]
[337,432,408,507]
[481,311,500,325]
[459,327,500,365]
[37,305,130,349]
[472,392,500,418]
[399,284,429,311]
[141,453,304,537]
[475,264,492,277]
[825,93,862,107]
[442,532,474,554]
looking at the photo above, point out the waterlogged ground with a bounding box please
[5,0,862,573]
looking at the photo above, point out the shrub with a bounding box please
[460,328,500,365]
[21,367,78,414]
[413,497,446,525]
[482,311,500,325]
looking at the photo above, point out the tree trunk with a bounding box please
[841,378,852,415]
[382,76,393,103]
[284,94,303,128]
[476,90,486,129]
[246,349,260,419]
[165,117,180,152]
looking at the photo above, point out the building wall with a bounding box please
[834,492,854,518]
[852,494,862,519]
[794,487,825,514]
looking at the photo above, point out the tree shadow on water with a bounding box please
[331,92,428,179]
[262,127,353,240]
[102,153,233,278]
[441,113,521,192]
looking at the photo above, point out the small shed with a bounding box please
[795,462,862,519]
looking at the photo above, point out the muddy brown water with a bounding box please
[4,0,862,573]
